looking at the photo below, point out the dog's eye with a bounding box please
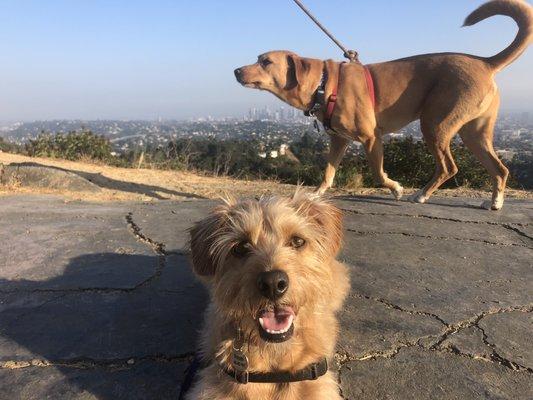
[260,59,272,67]
[232,241,252,257]
[289,236,306,249]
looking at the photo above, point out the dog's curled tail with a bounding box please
[464,0,533,72]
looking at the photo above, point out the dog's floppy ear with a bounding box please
[292,191,343,257]
[286,53,309,90]
[189,204,231,277]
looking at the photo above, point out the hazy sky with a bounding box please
[0,0,531,121]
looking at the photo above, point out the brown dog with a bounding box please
[185,192,349,400]
[234,0,532,210]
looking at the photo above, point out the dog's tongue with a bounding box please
[258,306,295,331]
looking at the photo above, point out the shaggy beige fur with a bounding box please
[186,192,349,400]
[235,0,533,210]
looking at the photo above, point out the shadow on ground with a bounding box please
[10,162,206,200]
[335,194,484,210]
[0,252,208,399]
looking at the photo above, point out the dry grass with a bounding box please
[1,151,531,202]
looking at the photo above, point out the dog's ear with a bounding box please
[189,205,231,277]
[286,54,309,90]
[292,192,343,257]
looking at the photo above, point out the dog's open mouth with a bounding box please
[257,306,295,343]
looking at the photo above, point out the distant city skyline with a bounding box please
[1,107,532,125]
[0,0,532,121]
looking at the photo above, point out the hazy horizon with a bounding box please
[0,0,532,121]
[1,106,532,125]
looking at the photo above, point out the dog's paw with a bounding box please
[315,185,328,196]
[481,199,503,211]
[391,185,404,201]
[408,190,427,204]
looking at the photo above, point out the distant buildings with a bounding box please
[258,144,289,159]
[246,106,308,123]
[0,110,530,162]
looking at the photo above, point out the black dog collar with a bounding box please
[223,358,328,385]
[304,62,328,118]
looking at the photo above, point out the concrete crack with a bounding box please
[125,212,167,256]
[431,304,533,349]
[0,214,188,295]
[346,229,530,248]
[336,304,532,376]
[430,304,533,373]
[335,341,420,367]
[339,208,531,228]
[0,286,178,295]
[349,292,448,326]
[125,212,167,288]
[501,223,533,242]
[475,323,532,373]
[7,293,68,320]
[0,353,195,371]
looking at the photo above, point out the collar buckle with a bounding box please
[234,370,249,385]
[310,363,319,380]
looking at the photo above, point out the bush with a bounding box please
[382,137,492,189]
[0,137,24,153]
[18,129,530,190]
[134,135,507,190]
[508,152,533,189]
[26,130,114,162]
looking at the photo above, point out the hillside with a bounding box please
[1,151,531,202]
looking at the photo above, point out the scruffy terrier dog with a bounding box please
[182,192,349,400]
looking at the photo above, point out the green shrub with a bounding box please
[26,130,113,162]
[508,152,533,189]
[19,129,530,190]
[382,137,492,189]
[0,137,24,153]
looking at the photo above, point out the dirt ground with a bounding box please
[1,151,531,202]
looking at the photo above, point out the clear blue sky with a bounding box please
[0,0,531,121]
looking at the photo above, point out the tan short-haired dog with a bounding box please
[235,0,532,210]
[184,192,349,400]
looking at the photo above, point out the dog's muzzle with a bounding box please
[255,270,294,342]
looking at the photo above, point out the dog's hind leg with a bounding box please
[459,99,508,210]
[361,135,404,200]
[410,114,462,204]
[317,134,350,194]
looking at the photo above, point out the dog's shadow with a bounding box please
[0,252,208,399]
[336,194,483,211]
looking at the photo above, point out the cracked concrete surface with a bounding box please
[0,194,531,399]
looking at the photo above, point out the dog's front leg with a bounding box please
[316,134,350,194]
[361,135,404,200]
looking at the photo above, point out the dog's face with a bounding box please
[189,192,343,344]
[234,51,323,110]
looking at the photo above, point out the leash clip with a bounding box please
[307,88,325,118]
[313,119,321,133]
[344,50,359,63]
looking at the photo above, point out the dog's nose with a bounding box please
[257,270,289,300]
[234,68,242,79]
